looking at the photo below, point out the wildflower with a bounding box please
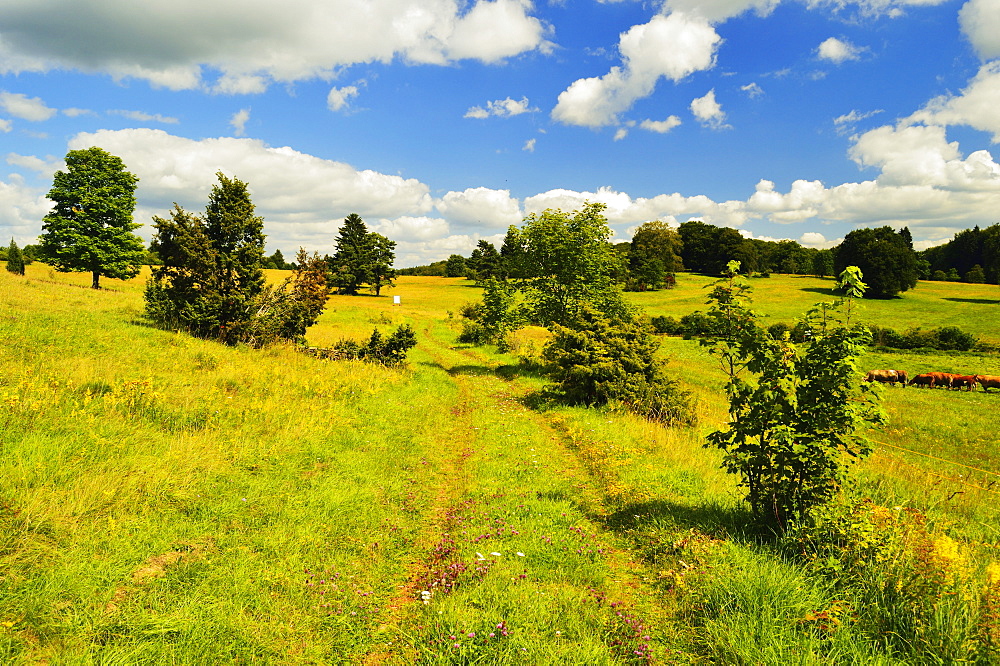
[516,552,525,557]
[490,552,502,557]
[986,562,1000,587]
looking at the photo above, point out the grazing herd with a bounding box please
[864,369,1000,391]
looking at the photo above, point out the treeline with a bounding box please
[919,223,1000,284]
[400,219,836,289]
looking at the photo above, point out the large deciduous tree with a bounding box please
[834,226,918,298]
[39,147,145,289]
[519,202,629,326]
[627,220,683,290]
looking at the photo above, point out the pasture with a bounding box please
[2,265,999,663]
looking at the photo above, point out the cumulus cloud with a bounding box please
[908,61,1000,142]
[524,186,749,228]
[464,96,538,119]
[690,89,730,129]
[0,0,550,90]
[817,37,863,63]
[0,119,10,133]
[0,173,51,243]
[327,86,360,112]
[522,138,537,152]
[436,187,523,229]
[230,108,250,136]
[0,91,57,122]
[798,232,841,249]
[56,128,433,251]
[741,82,764,98]
[370,215,450,241]
[640,116,682,133]
[959,0,1000,60]
[552,12,721,128]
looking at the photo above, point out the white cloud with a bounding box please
[0,173,51,244]
[690,89,730,129]
[0,0,550,90]
[959,0,1000,60]
[0,119,10,133]
[662,0,780,22]
[435,187,523,228]
[522,138,537,152]
[109,110,180,124]
[370,215,450,241]
[464,96,538,119]
[524,186,749,228]
[798,232,841,249]
[62,108,96,118]
[833,108,884,134]
[0,91,57,122]
[60,128,433,251]
[908,61,1000,142]
[6,153,62,178]
[464,107,490,119]
[230,108,251,136]
[741,82,764,98]
[552,12,721,128]
[817,37,863,64]
[327,86,360,112]
[639,116,682,133]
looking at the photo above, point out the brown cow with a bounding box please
[909,373,937,388]
[929,372,954,389]
[976,375,1000,393]
[950,375,978,391]
[864,369,908,387]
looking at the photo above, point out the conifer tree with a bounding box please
[330,213,371,295]
[6,239,25,275]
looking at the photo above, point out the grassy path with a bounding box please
[354,318,690,663]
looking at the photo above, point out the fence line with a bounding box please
[872,439,1000,480]
[870,438,1000,496]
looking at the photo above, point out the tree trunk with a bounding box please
[91,271,101,289]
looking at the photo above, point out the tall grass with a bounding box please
[1,266,998,663]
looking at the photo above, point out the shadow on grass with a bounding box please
[446,364,496,377]
[799,286,841,297]
[943,297,1000,305]
[599,498,762,542]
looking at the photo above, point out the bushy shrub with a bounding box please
[333,324,417,366]
[541,307,695,425]
[679,312,718,338]
[650,315,683,335]
[868,324,979,351]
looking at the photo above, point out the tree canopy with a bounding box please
[329,213,397,295]
[39,147,145,289]
[146,173,271,342]
[835,226,918,298]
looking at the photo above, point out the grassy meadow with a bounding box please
[2,264,1000,663]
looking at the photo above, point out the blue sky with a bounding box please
[1,0,998,266]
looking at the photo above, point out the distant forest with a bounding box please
[400,221,1000,287]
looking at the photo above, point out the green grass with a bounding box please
[630,273,1000,344]
[2,266,999,663]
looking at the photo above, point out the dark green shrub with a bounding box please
[5,239,25,276]
[650,315,683,335]
[334,324,417,366]
[541,308,694,425]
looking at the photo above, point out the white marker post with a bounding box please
[393,295,401,306]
